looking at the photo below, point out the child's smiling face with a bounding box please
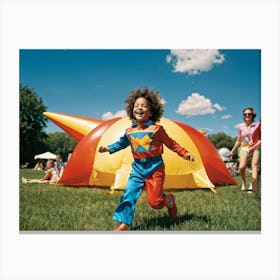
[133,97,152,123]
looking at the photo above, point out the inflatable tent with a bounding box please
[43,112,237,191]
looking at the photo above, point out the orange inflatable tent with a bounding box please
[43,112,237,191]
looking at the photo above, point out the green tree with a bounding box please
[44,132,78,161]
[207,132,236,149]
[20,84,48,164]
[207,132,238,161]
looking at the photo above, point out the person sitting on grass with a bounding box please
[99,87,195,231]
[22,160,60,184]
[32,160,44,171]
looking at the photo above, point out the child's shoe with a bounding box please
[167,194,177,217]
[21,177,27,183]
[114,223,129,231]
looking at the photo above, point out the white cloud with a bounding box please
[166,55,172,63]
[176,93,225,117]
[221,114,232,119]
[166,49,225,75]
[101,109,127,120]
[177,93,214,116]
[213,103,226,111]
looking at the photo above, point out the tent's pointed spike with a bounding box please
[190,167,216,190]
[198,129,207,135]
[43,112,103,141]
[210,187,217,194]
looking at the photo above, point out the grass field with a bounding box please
[20,169,261,232]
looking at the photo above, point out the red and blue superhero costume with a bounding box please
[108,119,190,226]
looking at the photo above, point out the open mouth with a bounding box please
[135,110,144,117]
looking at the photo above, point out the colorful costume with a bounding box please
[237,121,261,157]
[108,119,190,225]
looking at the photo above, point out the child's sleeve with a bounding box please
[158,126,189,158]
[108,133,130,154]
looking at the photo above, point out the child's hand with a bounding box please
[99,146,109,153]
[185,152,195,162]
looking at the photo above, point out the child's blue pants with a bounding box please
[113,156,168,225]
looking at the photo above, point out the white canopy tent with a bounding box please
[34,151,56,160]
[218,147,231,162]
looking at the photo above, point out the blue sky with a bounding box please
[20,49,261,137]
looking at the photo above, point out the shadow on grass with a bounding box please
[131,212,211,231]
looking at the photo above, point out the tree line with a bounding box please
[20,84,237,165]
[20,84,77,165]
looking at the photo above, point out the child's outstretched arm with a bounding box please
[158,126,195,161]
[99,133,130,154]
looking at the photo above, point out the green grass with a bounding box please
[20,169,261,231]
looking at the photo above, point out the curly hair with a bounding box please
[125,88,164,122]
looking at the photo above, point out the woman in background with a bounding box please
[228,107,261,193]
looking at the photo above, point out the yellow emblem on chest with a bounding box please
[130,134,153,151]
